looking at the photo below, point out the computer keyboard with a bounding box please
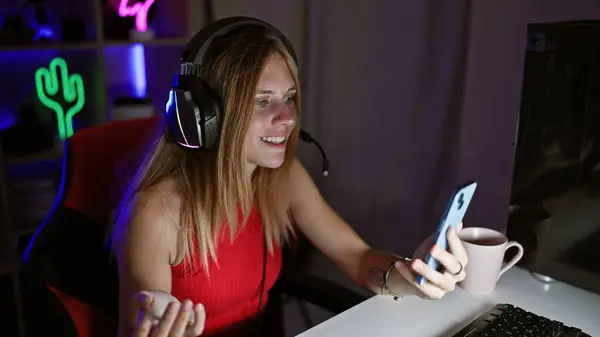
[453,303,591,336]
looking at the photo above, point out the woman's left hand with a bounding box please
[393,226,469,300]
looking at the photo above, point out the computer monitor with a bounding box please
[507,20,600,295]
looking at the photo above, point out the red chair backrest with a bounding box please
[22,116,161,337]
[64,116,161,223]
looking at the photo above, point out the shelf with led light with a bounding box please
[0,38,189,52]
[0,0,196,158]
[0,42,101,52]
[103,37,188,47]
[0,0,203,335]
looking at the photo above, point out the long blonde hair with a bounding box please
[116,25,301,272]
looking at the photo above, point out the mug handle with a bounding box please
[497,241,524,280]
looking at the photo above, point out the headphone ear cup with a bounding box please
[189,78,222,150]
[166,88,199,149]
[166,76,222,150]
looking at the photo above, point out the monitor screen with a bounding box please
[507,20,600,295]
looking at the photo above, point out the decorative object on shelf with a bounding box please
[112,97,154,121]
[34,57,85,141]
[20,0,62,42]
[0,0,63,46]
[103,0,157,41]
[118,0,156,41]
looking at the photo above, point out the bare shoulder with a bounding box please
[113,177,182,265]
[132,177,182,226]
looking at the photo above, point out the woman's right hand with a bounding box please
[131,291,205,337]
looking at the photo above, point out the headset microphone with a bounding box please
[299,130,329,176]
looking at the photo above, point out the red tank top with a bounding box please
[170,208,282,336]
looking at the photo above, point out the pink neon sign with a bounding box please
[118,0,155,32]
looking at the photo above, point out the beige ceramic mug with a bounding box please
[458,227,524,294]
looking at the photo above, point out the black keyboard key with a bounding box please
[453,303,589,337]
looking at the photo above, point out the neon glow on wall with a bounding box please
[35,57,85,140]
[118,0,155,32]
[130,44,147,98]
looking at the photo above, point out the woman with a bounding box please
[113,18,468,337]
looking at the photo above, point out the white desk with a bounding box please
[297,267,600,336]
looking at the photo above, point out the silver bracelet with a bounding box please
[381,257,412,301]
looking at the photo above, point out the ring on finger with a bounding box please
[451,261,464,276]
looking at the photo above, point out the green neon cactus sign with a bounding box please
[35,57,85,140]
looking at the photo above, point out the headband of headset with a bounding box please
[166,16,297,150]
[180,16,297,71]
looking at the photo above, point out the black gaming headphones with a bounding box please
[165,16,330,175]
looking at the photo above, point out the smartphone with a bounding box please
[416,181,477,286]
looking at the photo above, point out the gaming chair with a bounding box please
[20,116,366,337]
[20,116,159,337]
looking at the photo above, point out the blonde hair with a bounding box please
[116,25,300,272]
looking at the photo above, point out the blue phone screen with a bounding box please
[416,181,477,286]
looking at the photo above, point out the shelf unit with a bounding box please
[0,1,206,336]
